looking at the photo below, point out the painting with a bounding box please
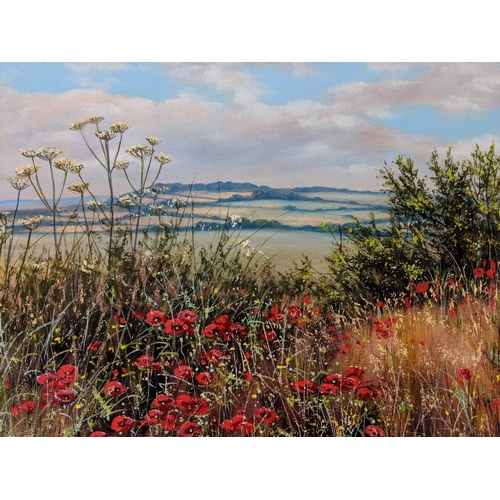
[1,9,498,495]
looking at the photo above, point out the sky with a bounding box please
[1,62,500,199]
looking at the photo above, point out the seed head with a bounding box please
[126,145,153,159]
[21,215,45,231]
[95,130,117,141]
[155,153,172,165]
[146,137,161,146]
[8,177,30,191]
[37,147,63,161]
[16,164,41,177]
[113,160,130,170]
[19,148,39,158]
[68,181,90,194]
[69,120,88,131]
[110,122,129,134]
[87,116,105,125]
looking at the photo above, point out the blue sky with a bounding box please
[1,62,500,197]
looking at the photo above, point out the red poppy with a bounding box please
[19,400,37,414]
[413,281,429,294]
[241,371,253,382]
[324,374,342,386]
[173,365,194,380]
[40,390,57,404]
[268,307,284,322]
[89,431,108,437]
[261,330,277,341]
[145,409,163,425]
[254,407,276,424]
[178,421,202,437]
[303,296,311,305]
[175,394,209,415]
[195,372,213,385]
[341,377,361,391]
[318,384,339,395]
[175,310,199,324]
[228,322,247,340]
[131,310,144,320]
[135,354,155,369]
[292,380,316,394]
[456,368,472,380]
[101,381,126,397]
[37,372,57,388]
[365,425,385,437]
[57,364,78,384]
[161,412,178,431]
[490,400,500,411]
[200,349,229,366]
[145,310,167,326]
[230,414,254,435]
[473,268,485,278]
[89,341,103,352]
[152,394,175,412]
[356,387,374,400]
[55,389,76,403]
[375,300,383,308]
[220,419,235,432]
[486,269,496,279]
[342,367,365,380]
[110,415,134,434]
[287,306,302,319]
[164,318,194,336]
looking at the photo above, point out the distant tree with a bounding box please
[325,143,500,301]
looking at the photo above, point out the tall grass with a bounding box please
[1,117,499,436]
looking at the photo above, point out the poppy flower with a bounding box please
[486,269,496,279]
[200,349,229,366]
[145,409,163,425]
[268,307,284,322]
[89,341,103,352]
[195,372,213,385]
[254,407,276,424]
[37,372,57,388]
[178,421,202,437]
[131,310,144,320]
[164,318,194,336]
[57,364,78,384]
[473,268,485,278]
[230,414,254,435]
[292,380,316,394]
[262,330,277,341]
[341,377,361,391]
[324,374,342,386]
[287,306,302,319]
[19,400,37,414]
[89,431,107,437]
[40,390,58,404]
[135,354,155,369]
[228,322,247,340]
[220,419,235,432]
[101,381,126,397]
[202,322,228,340]
[356,387,374,400]
[318,384,339,395]
[152,394,175,412]
[241,371,253,382]
[413,281,429,294]
[55,389,76,403]
[161,412,178,431]
[365,425,385,437]
[175,310,199,324]
[173,365,194,380]
[145,310,167,326]
[342,367,365,380]
[110,415,134,434]
[175,394,209,415]
[456,368,472,380]
[490,400,500,411]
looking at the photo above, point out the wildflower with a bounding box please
[228,322,247,340]
[55,389,76,403]
[19,148,39,158]
[178,421,202,437]
[37,372,57,388]
[95,130,117,141]
[473,268,485,278]
[196,372,213,385]
[110,415,134,434]
[175,394,209,415]
[318,384,339,395]
[86,200,103,212]
[292,380,316,394]
[67,181,89,194]
[155,153,172,165]
[110,122,129,134]
[89,431,107,437]
[68,120,88,131]
[288,306,302,319]
[175,310,199,324]
[173,365,194,381]
[356,387,374,400]
[57,364,78,385]
[341,377,361,391]
[200,349,229,366]
[490,400,500,411]
[324,374,342,386]
[145,409,163,426]
[241,371,253,382]
[343,367,365,380]
[261,330,277,341]
[21,215,44,231]
[254,407,276,424]
[413,281,429,294]
[145,310,167,327]
[126,145,153,159]
[486,269,495,279]
[456,368,472,383]
[87,116,105,125]
[36,147,62,161]
[365,425,385,437]
[152,394,175,413]
[19,400,37,414]
[7,177,30,191]
[224,414,254,435]
[164,318,195,336]
[135,354,155,369]
[16,164,41,177]
[116,194,136,208]
[146,137,160,146]
[113,160,129,170]
[268,306,284,322]
[101,381,126,397]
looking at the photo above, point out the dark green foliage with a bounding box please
[325,144,500,301]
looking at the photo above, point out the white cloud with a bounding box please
[65,63,132,73]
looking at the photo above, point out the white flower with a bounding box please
[68,181,90,194]
[95,130,117,141]
[69,120,88,131]
[21,215,44,231]
[116,194,136,208]
[8,177,30,191]
[36,147,62,161]
[19,148,38,158]
[155,153,172,165]
[87,116,105,124]
[110,122,129,134]
[113,160,129,170]
[146,137,161,146]
[126,145,153,159]
[86,200,103,212]
[16,164,41,177]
